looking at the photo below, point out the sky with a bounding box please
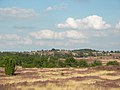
[0,0,120,51]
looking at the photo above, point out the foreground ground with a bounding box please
[0,66,120,90]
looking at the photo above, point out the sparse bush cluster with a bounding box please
[65,57,77,67]
[106,61,120,66]
[90,60,102,67]
[0,52,120,75]
[27,56,103,68]
[78,60,88,67]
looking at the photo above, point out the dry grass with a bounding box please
[0,66,120,90]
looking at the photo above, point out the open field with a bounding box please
[0,66,120,90]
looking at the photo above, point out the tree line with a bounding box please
[0,52,119,75]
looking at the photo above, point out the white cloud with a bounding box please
[0,7,37,18]
[58,15,111,30]
[0,34,20,40]
[18,37,32,45]
[29,29,87,40]
[0,30,87,48]
[46,7,53,11]
[115,21,120,29]
[0,34,32,45]
[61,30,87,39]
[45,4,66,12]
[34,39,88,47]
[93,32,108,37]
[29,30,55,39]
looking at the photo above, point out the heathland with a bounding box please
[0,49,120,90]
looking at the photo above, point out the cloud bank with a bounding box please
[0,7,37,18]
[58,15,111,30]
[29,29,87,40]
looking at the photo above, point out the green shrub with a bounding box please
[106,61,119,66]
[4,56,16,75]
[57,60,66,68]
[47,56,58,68]
[22,63,34,68]
[91,60,102,67]
[0,59,5,67]
[78,60,88,67]
[65,57,77,67]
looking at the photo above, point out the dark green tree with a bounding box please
[65,57,77,67]
[33,55,48,68]
[47,56,58,68]
[4,56,16,75]
[57,60,66,68]
[78,60,88,67]
[22,56,34,68]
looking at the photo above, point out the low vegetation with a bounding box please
[0,53,119,70]
[4,56,16,75]
[78,60,88,67]
[0,49,120,90]
[90,60,102,67]
[0,66,120,90]
[106,60,120,66]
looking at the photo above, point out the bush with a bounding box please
[57,60,66,68]
[4,56,16,75]
[65,57,77,67]
[0,59,5,67]
[91,60,102,67]
[47,56,58,68]
[78,60,88,67]
[22,63,34,68]
[106,61,119,66]
[61,72,64,76]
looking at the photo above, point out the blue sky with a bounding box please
[0,0,120,51]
